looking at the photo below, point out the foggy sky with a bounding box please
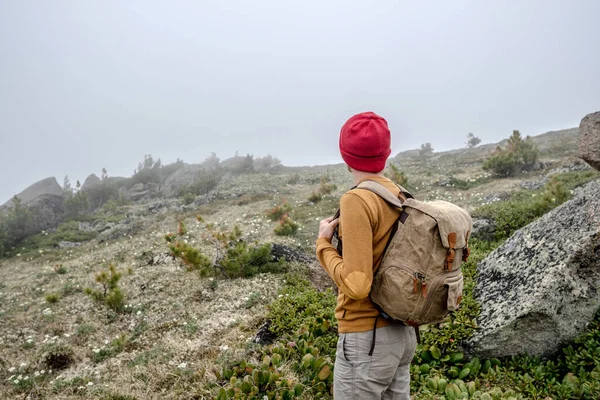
[1,0,599,203]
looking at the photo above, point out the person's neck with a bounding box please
[352,169,385,185]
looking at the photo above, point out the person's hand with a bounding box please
[318,217,339,240]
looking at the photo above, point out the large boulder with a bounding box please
[81,174,101,190]
[463,179,600,359]
[579,111,600,171]
[3,177,63,207]
[22,194,66,237]
[162,164,202,197]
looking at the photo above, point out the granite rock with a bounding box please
[579,111,600,170]
[463,179,600,358]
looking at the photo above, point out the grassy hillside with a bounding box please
[1,128,599,399]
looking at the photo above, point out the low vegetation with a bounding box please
[1,136,598,399]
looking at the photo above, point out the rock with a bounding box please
[148,252,174,266]
[3,177,63,207]
[546,160,592,177]
[58,241,81,249]
[463,179,600,359]
[436,177,453,187]
[23,194,65,237]
[148,202,168,213]
[520,179,547,191]
[253,320,277,345]
[129,190,149,201]
[130,183,145,192]
[78,222,94,232]
[579,111,600,170]
[471,218,497,242]
[162,164,203,197]
[483,192,510,204]
[81,174,101,191]
[270,243,315,265]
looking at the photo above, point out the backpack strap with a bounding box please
[356,180,413,209]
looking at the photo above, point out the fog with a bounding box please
[1,0,599,203]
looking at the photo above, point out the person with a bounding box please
[316,111,417,399]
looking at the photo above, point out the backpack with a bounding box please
[345,180,473,327]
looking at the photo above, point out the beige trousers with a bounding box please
[334,324,417,400]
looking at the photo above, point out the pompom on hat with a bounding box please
[339,111,391,172]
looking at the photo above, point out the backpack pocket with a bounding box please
[371,264,422,322]
[419,272,463,324]
[446,275,464,312]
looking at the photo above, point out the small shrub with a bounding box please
[266,201,292,221]
[45,293,60,304]
[92,334,129,363]
[287,174,301,184]
[318,173,337,195]
[274,215,299,236]
[483,130,540,176]
[219,242,286,278]
[84,264,126,312]
[182,192,195,205]
[168,241,213,273]
[308,191,322,203]
[167,223,285,279]
[244,292,262,309]
[54,264,67,274]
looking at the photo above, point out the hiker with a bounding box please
[316,111,417,399]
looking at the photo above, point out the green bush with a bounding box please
[219,241,286,278]
[287,174,301,185]
[84,264,126,313]
[182,192,196,205]
[167,223,286,279]
[266,201,292,221]
[168,241,213,273]
[274,215,299,236]
[307,191,322,203]
[483,130,540,176]
[45,293,60,303]
[317,173,337,196]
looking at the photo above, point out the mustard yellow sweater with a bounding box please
[316,176,402,333]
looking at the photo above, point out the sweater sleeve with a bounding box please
[316,192,373,300]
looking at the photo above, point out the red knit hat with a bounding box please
[339,112,391,172]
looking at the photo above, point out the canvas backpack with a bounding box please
[346,180,473,328]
